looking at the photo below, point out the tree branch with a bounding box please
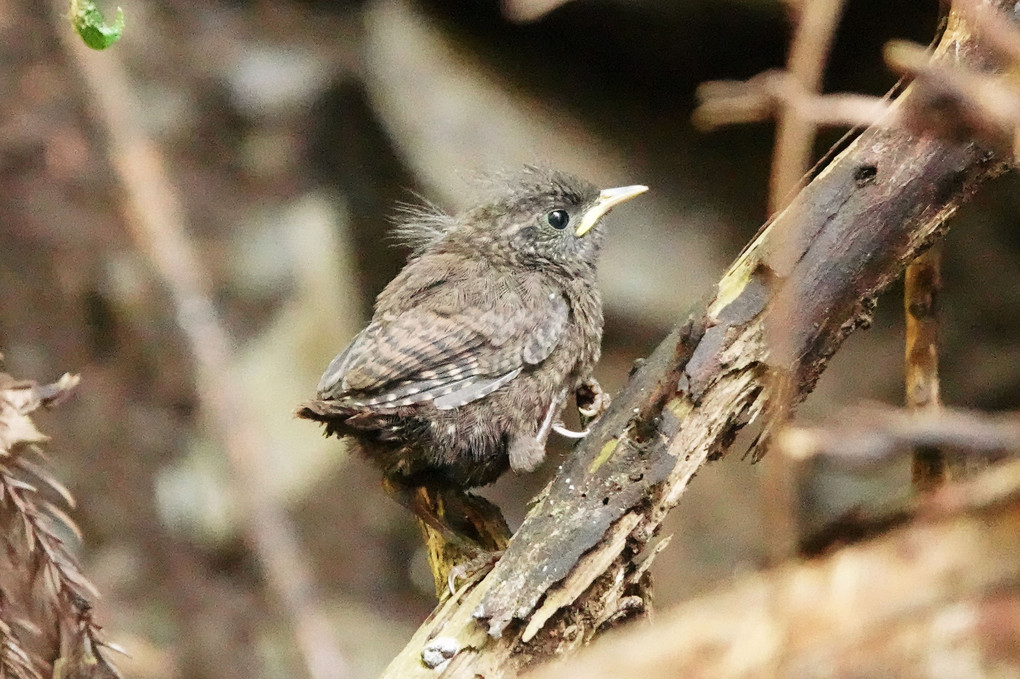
[779,405,1020,466]
[382,3,1013,676]
[527,456,1020,679]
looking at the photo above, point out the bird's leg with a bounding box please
[423,488,510,598]
[514,388,571,465]
[381,479,510,549]
[381,479,510,598]
[537,389,564,443]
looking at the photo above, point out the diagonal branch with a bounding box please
[380,2,1014,676]
[527,456,1020,679]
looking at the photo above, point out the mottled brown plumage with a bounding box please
[298,167,646,490]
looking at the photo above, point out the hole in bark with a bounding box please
[854,164,878,186]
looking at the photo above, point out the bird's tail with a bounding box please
[297,399,397,440]
[294,398,356,436]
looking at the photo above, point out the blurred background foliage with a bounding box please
[1,0,1018,676]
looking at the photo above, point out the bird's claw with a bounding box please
[553,421,589,439]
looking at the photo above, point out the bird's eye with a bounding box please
[544,210,570,230]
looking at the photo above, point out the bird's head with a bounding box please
[394,167,647,275]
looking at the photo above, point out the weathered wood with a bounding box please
[528,458,1020,679]
[380,5,1012,677]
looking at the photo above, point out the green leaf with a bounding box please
[70,0,125,50]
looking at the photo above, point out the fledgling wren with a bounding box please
[298,167,646,511]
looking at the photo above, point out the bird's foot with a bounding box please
[447,549,504,595]
[576,377,611,426]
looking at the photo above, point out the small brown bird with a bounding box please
[299,167,646,504]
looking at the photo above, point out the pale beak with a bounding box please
[574,185,649,237]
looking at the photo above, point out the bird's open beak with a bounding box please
[575,184,649,237]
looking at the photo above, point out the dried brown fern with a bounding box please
[0,368,121,679]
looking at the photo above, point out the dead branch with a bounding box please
[904,244,946,489]
[527,457,1020,679]
[693,71,892,131]
[379,3,1012,677]
[778,404,1020,465]
[769,0,847,213]
[696,2,1020,162]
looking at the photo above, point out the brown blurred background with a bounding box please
[2,0,1018,676]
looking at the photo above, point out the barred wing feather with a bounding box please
[315,293,569,410]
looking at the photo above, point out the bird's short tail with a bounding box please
[297,398,404,442]
[294,399,355,437]
[295,399,329,422]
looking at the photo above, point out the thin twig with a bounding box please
[499,0,573,23]
[778,404,1020,465]
[693,72,890,130]
[904,244,945,490]
[52,8,350,679]
[770,0,848,213]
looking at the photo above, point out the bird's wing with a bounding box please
[316,292,569,410]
